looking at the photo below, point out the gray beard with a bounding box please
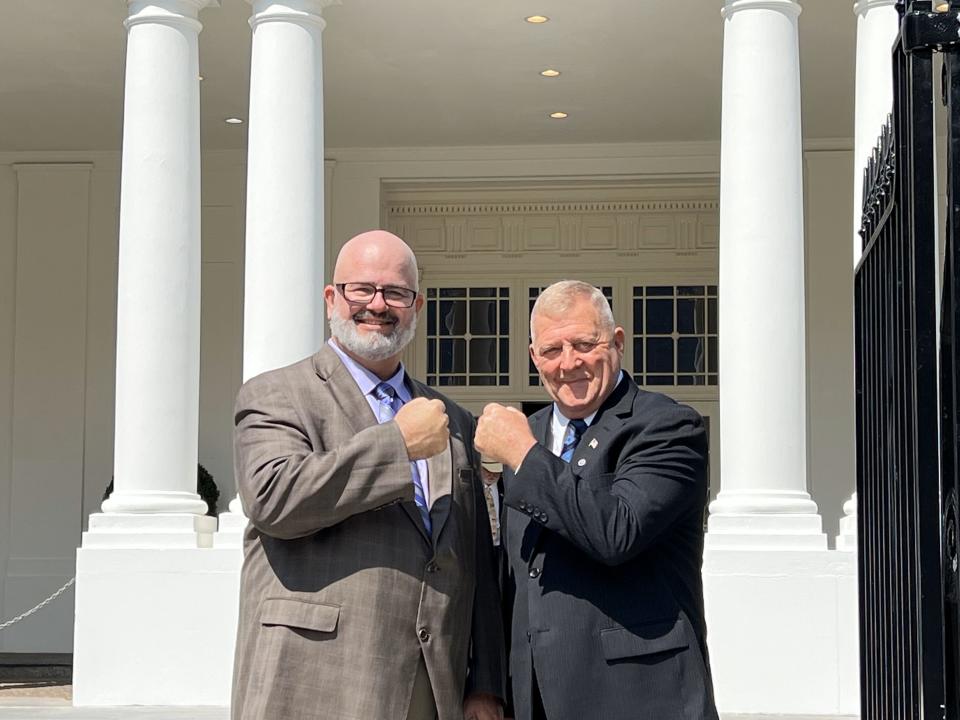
[330,311,417,362]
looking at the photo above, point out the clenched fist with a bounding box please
[475,403,537,471]
[395,397,450,460]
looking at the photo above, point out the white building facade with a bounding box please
[0,0,903,714]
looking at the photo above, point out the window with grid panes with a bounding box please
[631,285,717,386]
[528,285,614,386]
[425,287,510,387]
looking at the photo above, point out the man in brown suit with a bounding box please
[231,230,505,720]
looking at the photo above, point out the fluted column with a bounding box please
[707,0,826,550]
[841,0,898,552]
[217,0,336,543]
[84,0,216,547]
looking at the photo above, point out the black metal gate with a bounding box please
[855,2,960,718]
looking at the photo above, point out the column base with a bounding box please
[213,511,248,548]
[706,490,827,550]
[72,545,241,706]
[82,513,209,549]
[836,493,858,552]
[702,547,859,715]
[102,490,208,515]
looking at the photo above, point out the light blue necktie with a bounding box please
[373,382,431,534]
[561,419,589,463]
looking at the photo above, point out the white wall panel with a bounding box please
[3,163,91,651]
[804,150,856,545]
[697,215,720,249]
[81,160,120,527]
[199,260,242,507]
[465,216,501,252]
[524,216,560,251]
[199,157,245,510]
[638,214,675,249]
[0,164,18,633]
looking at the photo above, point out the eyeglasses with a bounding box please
[535,338,611,361]
[336,282,418,308]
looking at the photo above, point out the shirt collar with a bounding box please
[328,339,410,402]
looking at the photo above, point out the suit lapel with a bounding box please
[586,374,637,445]
[312,346,379,435]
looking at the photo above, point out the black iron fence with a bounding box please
[855,2,960,718]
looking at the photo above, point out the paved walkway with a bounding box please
[0,684,858,720]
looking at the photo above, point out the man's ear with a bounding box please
[414,293,425,313]
[323,285,336,318]
[613,326,625,353]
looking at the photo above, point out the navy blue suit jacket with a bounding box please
[502,374,718,720]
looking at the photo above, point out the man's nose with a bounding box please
[366,289,389,312]
[558,345,581,371]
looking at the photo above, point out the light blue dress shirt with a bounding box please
[328,339,430,507]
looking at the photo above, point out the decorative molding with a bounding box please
[388,200,719,216]
[389,196,720,257]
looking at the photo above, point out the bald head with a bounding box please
[324,229,423,375]
[334,230,419,291]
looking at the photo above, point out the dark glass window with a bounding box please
[631,284,718,387]
[425,287,510,387]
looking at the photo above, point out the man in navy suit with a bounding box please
[475,280,718,720]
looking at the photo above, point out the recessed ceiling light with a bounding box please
[525,15,549,23]
[225,117,244,124]
[540,69,561,78]
[549,112,568,119]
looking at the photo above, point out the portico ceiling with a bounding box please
[0,0,856,153]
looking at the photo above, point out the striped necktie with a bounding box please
[373,382,431,534]
[561,419,589,463]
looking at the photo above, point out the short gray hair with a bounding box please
[530,280,615,344]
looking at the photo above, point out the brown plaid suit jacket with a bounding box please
[230,346,505,720]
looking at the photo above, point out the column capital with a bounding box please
[721,0,801,20]
[853,0,896,16]
[126,0,220,31]
[248,0,341,30]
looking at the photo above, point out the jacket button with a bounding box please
[528,567,541,579]
[519,500,527,510]
[418,628,430,642]
[426,561,439,573]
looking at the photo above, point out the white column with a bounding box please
[85,0,215,548]
[707,0,826,549]
[217,0,336,543]
[841,0,898,552]
[852,0,898,265]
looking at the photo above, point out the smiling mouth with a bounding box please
[353,311,396,329]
